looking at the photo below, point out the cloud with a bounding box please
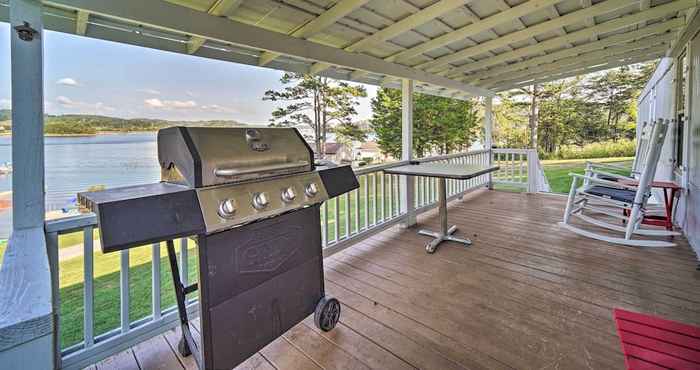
[201,104,237,114]
[56,96,75,107]
[138,88,161,95]
[144,98,197,109]
[57,78,79,86]
[0,99,10,109]
[56,96,115,112]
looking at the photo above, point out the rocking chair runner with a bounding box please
[559,118,681,247]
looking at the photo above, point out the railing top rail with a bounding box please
[45,213,97,234]
[492,148,534,154]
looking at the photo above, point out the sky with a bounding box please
[0,23,377,124]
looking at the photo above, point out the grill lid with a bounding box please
[158,126,314,188]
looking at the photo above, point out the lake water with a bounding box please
[0,133,161,238]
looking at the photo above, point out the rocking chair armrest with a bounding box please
[568,173,639,191]
[585,162,631,172]
[588,169,635,182]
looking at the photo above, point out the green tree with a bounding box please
[263,73,366,158]
[370,88,479,158]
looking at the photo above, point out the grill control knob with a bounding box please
[252,192,270,210]
[218,199,236,219]
[281,187,296,203]
[305,183,319,197]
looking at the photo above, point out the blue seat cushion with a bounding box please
[585,185,636,204]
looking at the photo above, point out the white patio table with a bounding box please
[385,162,500,253]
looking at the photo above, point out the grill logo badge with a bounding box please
[237,227,301,273]
[246,128,271,152]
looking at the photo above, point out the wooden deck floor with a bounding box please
[88,190,700,370]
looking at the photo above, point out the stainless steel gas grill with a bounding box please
[79,126,358,370]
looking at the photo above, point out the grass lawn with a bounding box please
[59,239,199,348]
[542,157,633,193]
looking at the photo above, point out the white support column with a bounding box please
[0,1,54,370]
[484,97,494,189]
[400,79,416,227]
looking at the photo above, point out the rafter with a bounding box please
[447,0,695,79]
[44,0,494,96]
[309,0,473,74]
[387,0,562,65]
[580,0,598,41]
[481,36,674,88]
[464,18,684,84]
[376,0,561,86]
[417,0,636,75]
[187,0,244,54]
[258,0,370,67]
[493,52,665,91]
[491,44,668,90]
[75,9,89,35]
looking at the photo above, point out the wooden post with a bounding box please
[527,149,537,193]
[0,1,55,369]
[484,97,494,189]
[400,79,416,227]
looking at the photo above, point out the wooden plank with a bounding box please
[301,317,415,370]
[324,259,620,369]
[621,342,699,369]
[94,348,139,370]
[283,323,373,370]
[131,334,184,370]
[617,330,700,363]
[162,329,197,370]
[259,337,323,370]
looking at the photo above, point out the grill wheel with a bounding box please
[314,296,341,332]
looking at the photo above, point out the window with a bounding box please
[675,52,688,170]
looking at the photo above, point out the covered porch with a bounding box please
[90,190,700,370]
[1,0,700,369]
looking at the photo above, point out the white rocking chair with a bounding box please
[558,119,680,247]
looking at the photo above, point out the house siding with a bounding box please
[638,52,699,258]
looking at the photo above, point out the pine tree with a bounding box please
[263,73,366,158]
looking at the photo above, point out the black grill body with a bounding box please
[78,127,358,370]
[198,205,323,369]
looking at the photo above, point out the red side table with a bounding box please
[619,179,681,231]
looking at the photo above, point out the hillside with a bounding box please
[0,111,248,134]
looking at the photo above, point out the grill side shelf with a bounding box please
[78,183,205,253]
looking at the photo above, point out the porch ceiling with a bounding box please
[1,0,697,95]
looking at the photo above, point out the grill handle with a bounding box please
[214,161,310,177]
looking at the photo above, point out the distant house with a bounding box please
[323,142,353,164]
[355,141,389,163]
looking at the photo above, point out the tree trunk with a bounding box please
[314,91,322,158]
[529,84,539,149]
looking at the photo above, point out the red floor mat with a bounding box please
[613,308,700,369]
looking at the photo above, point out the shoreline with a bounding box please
[0,130,158,137]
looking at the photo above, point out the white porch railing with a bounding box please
[492,148,550,192]
[40,148,545,369]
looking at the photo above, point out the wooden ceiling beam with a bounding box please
[464,18,684,84]
[481,36,674,88]
[309,0,473,74]
[491,47,668,91]
[417,0,636,74]
[187,0,244,54]
[45,0,494,96]
[447,0,695,78]
[258,0,370,67]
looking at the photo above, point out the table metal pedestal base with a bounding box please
[417,178,472,254]
[418,225,471,253]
